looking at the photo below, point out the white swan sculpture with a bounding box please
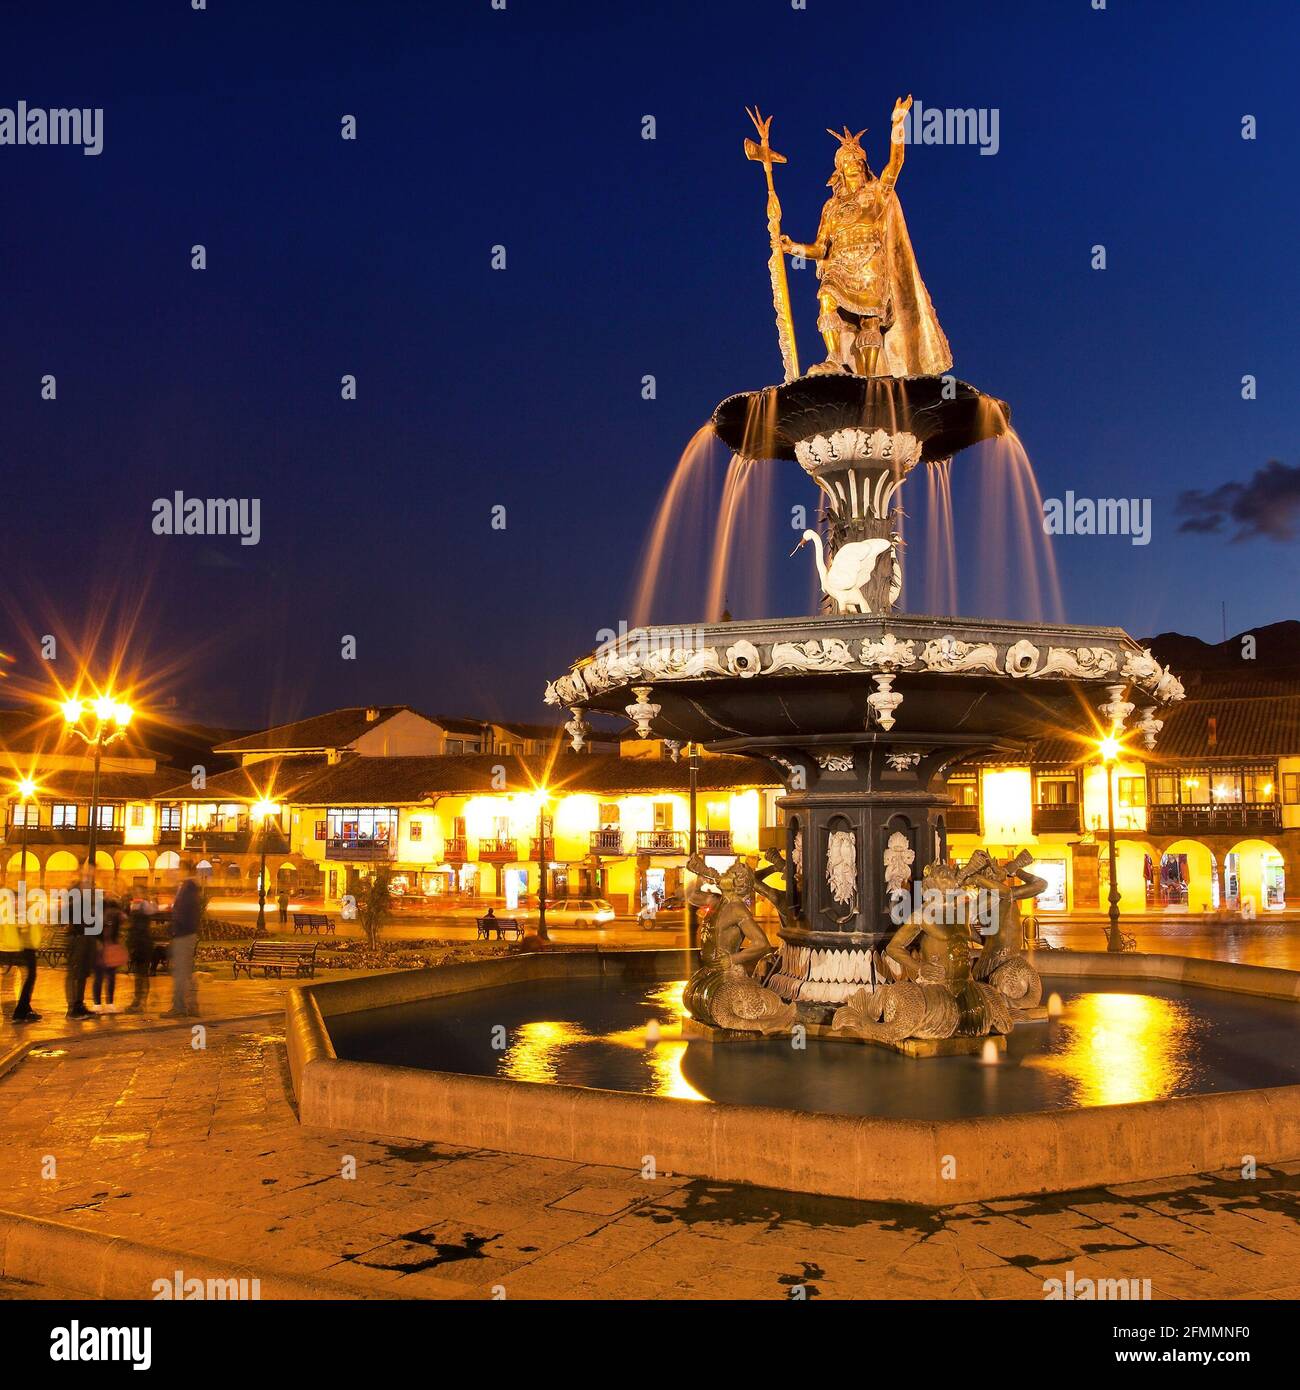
[792,529,897,614]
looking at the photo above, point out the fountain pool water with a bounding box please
[325,971,1300,1122]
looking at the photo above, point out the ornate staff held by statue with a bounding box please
[744,107,801,384]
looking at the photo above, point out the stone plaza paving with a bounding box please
[3,959,1300,1300]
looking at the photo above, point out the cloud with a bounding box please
[1176,459,1300,542]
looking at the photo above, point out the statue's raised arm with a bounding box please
[879,94,912,193]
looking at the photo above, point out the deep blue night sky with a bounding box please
[1,0,1297,728]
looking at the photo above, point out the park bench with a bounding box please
[36,926,74,966]
[291,912,336,935]
[476,916,523,941]
[232,941,318,979]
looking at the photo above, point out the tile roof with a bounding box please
[222,752,777,806]
[214,707,416,752]
[26,768,191,801]
[153,756,326,802]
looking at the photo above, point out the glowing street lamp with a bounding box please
[62,692,133,889]
[1097,729,1125,953]
[536,789,552,942]
[13,776,40,897]
[251,798,278,932]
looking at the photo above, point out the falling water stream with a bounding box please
[630,394,1065,627]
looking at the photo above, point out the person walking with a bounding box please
[164,865,202,1018]
[0,897,41,1024]
[124,894,155,1013]
[92,894,126,1012]
[65,872,97,1021]
[276,885,290,926]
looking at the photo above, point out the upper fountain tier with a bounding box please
[712,373,1008,464]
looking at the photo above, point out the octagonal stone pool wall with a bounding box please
[285,949,1300,1205]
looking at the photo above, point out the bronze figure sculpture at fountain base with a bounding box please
[830,860,1013,1047]
[680,854,796,1036]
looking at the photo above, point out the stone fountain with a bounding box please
[545,102,1184,1052]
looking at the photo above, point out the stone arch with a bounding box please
[1226,837,1286,913]
[1106,836,1160,911]
[43,849,82,888]
[1160,839,1217,912]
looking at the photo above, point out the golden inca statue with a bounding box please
[778,97,952,378]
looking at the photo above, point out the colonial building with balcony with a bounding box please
[944,670,1299,918]
[0,707,186,891]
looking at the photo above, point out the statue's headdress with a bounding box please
[827,125,872,185]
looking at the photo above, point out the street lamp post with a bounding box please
[536,796,550,942]
[252,799,277,932]
[687,742,700,950]
[1099,732,1124,953]
[15,777,38,901]
[62,695,133,892]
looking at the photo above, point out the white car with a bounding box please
[537,898,616,929]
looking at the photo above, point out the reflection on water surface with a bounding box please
[328,974,1300,1120]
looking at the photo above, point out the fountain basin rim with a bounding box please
[710,373,1010,463]
[283,950,1300,1205]
[545,612,1184,710]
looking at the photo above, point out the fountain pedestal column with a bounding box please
[712,735,982,1017]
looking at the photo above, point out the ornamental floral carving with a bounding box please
[815,751,854,772]
[766,638,856,674]
[1005,640,1041,677]
[1041,646,1119,678]
[921,636,1000,674]
[725,640,763,676]
[860,633,916,669]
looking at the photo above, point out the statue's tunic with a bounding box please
[817,185,893,321]
[813,180,953,378]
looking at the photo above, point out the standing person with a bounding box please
[0,897,41,1025]
[276,885,290,926]
[65,871,97,1021]
[92,894,126,1012]
[124,894,154,1013]
[164,864,202,1019]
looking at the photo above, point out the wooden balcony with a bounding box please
[944,806,980,834]
[589,829,625,855]
[325,837,394,862]
[700,829,733,852]
[637,830,688,855]
[6,825,124,846]
[157,828,181,845]
[1032,803,1082,834]
[184,828,253,853]
[529,837,555,861]
[476,836,518,861]
[1146,802,1281,836]
[442,836,467,862]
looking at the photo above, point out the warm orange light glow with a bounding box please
[16,776,38,799]
[1098,733,1121,763]
[61,698,84,725]
[251,799,278,821]
[112,702,133,727]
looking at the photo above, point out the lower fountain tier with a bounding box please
[545,612,1183,745]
